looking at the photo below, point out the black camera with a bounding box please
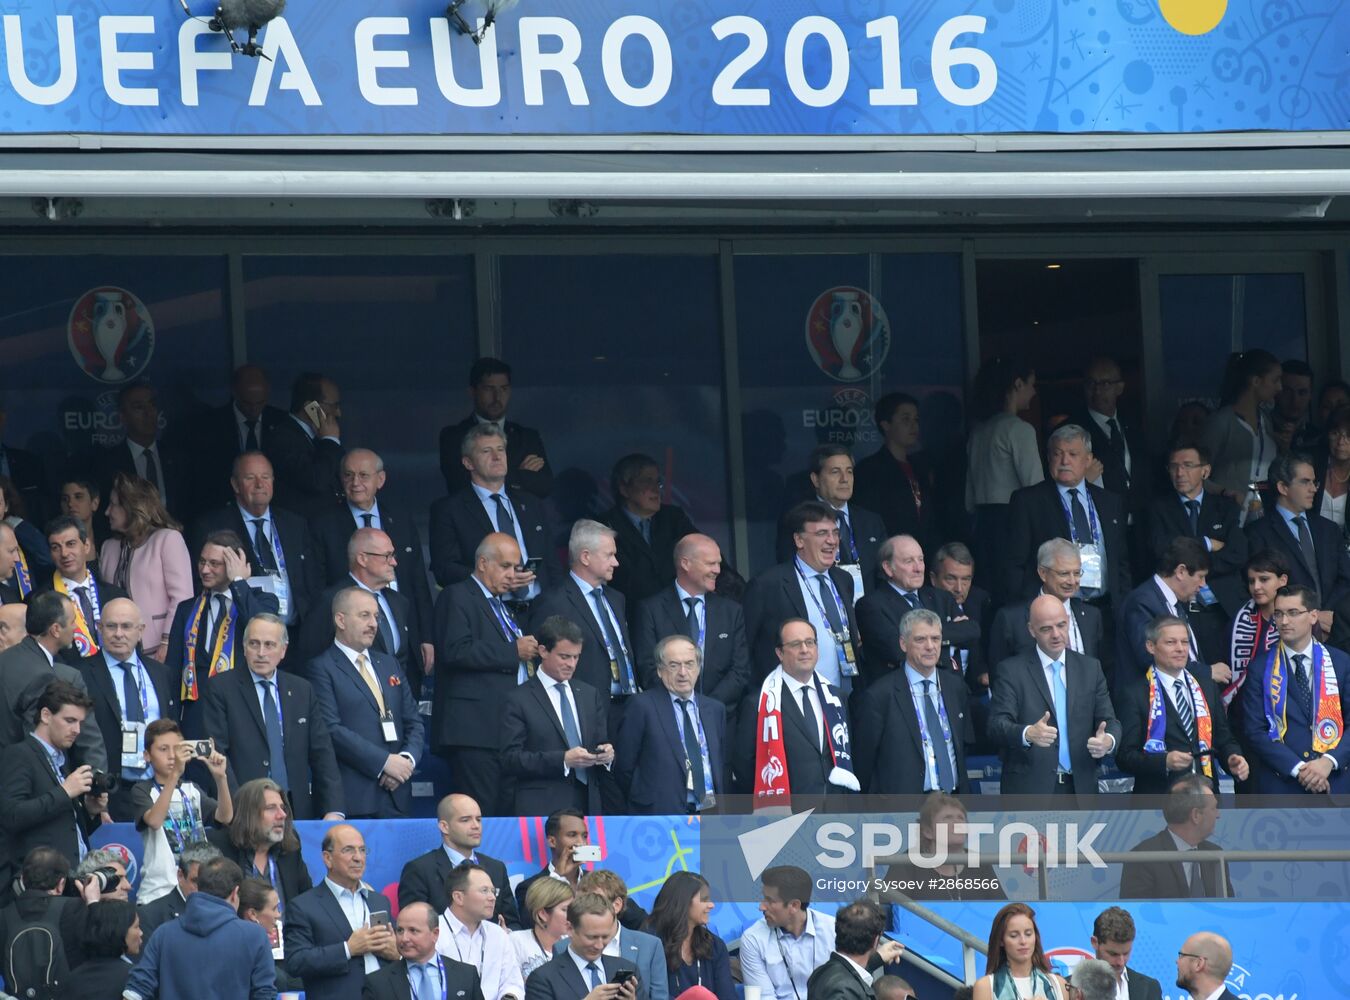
[89,771,118,794]
[83,866,123,894]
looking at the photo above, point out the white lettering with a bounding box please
[860,822,903,869]
[429,17,500,106]
[99,16,158,107]
[178,20,233,107]
[784,16,847,108]
[711,16,769,106]
[999,822,1041,868]
[354,17,417,106]
[5,15,77,105]
[956,822,996,867]
[931,14,996,107]
[249,18,321,106]
[601,16,671,108]
[815,822,855,868]
[866,16,917,106]
[519,17,588,106]
[1062,822,1107,868]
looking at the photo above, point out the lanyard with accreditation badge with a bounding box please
[794,563,857,676]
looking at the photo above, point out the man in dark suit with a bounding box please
[186,364,287,515]
[632,534,749,712]
[429,422,557,597]
[397,793,521,927]
[264,372,344,519]
[1116,615,1248,796]
[1147,442,1248,662]
[1120,776,1232,898]
[439,356,553,498]
[806,899,900,1000]
[165,529,280,738]
[284,824,398,1000]
[301,527,424,692]
[524,893,640,1000]
[616,634,727,814]
[362,901,485,1000]
[989,594,1121,796]
[1117,537,1231,685]
[988,539,1105,669]
[78,597,178,821]
[928,542,991,689]
[433,531,537,815]
[312,448,434,658]
[854,392,936,551]
[202,613,345,819]
[856,535,979,687]
[855,608,973,794]
[775,446,886,601]
[1090,907,1164,1000]
[92,382,190,520]
[602,452,700,617]
[737,619,859,802]
[1068,358,1147,520]
[529,520,640,777]
[39,515,128,666]
[309,588,423,818]
[1004,422,1130,611]
[1245,451,1350,614]
[0,679,106,868]
[1240,584,1350,794]
[1173,932,1241,1000]
[191,452,319,631]
[501,615,610,816]
[513,808,590,928]
[745,501,861,687]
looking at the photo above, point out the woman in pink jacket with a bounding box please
[100,472,193,661]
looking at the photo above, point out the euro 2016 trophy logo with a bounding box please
[67,287,155,384]
[805,287,890,383]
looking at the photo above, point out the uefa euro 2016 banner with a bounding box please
[0,0,1346,137]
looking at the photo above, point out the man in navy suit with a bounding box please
[1117,537,1231,686]
[429,423,557,594]
[361,902,485,1000]
[300,527,424,694]
[190,452,318,632]
[309,588,423,818]
[433,532,538,815]
[556,872,665,1000]
[185,363,287,517]
[525,893,640,1000]
[632,533,750,713]
[310,449,434,674]
[501,615,611,816]
[264,372,344,519]
[285,823,398,1000]
[744,502,861,686]
[1245,452,1350,619]
[92,382,190,521]
[1174,932,1241,1000]
[1241,584,1350,794]
[601,452,700,619]
[439,356,553,498]
[617,635,727,815]
[1004,423,1130,617]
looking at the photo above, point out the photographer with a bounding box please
[130,719,233,905]
[0,679,107,868]
[75,848,132,903]
[0,846,102,996]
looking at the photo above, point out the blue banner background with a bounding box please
[1,0,1347,135]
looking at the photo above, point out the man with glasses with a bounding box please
[1174,932,1240,1000]
[437,862,525,1000]
[301,526,424,694]
[616,635,727,815]
[1240,584,1350,794]
[1245,452,1350,628]
[285,824,397,1000]
[1070,358,1141,512]
[602,453,699,619]
[989,539,1105,665]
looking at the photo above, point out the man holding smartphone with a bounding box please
[265,372,344,518]
[524,892,641,1000]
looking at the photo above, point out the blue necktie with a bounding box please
[587,962,603,990]
[413,961,437,1000]
[261,679,289,790]
[120,662,145,723]
[556,682,587,785]
[590,587,634,692]
[922,679,956,792]
[1052,661,1071,773]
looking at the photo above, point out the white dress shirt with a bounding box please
[538,670,582,776]
[437,910,524,1000]
[780,672,825,751]
[738,910,836,1000]
[324,878,379,974]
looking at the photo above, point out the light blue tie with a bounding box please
[413,962,435,1000]
[557,683,588,786]
[587,961,603,990]
[1052,660,1071,773]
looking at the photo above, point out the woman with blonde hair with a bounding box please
[510,875,574,980]
[99,472,192,659]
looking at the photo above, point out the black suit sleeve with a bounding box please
[429,497,473,589]
[707,604,751,707]
[632,599,662,690]
[304,688,346,817]
[508,426,553,499]
[1004,489,1036,599]
[500,693,566,779]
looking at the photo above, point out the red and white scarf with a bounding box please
[753,667,859,810]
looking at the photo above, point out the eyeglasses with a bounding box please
[330,845,368,857]
[780,639,818,651]
[1270,609,1310,621]
[1085,378,1124,389]
[361,551,398,562]
[1177,951,1205,962]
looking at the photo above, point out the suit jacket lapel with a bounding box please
[1026,655,1056,716]
[782,569,809,620]
[86,659,121,720]
[528,678,567,743]
[890,677,923,753]
[561,956,590,996]
[458,491,495,543]
[332,645,382,715]
[237,669,268,739]
[654,693,686,766]
[568,585,609,651]
[319,883,358,941]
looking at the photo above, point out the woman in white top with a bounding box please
[1199,350,1282,523]
[973,903,1066,1000]
[966,358,1043,603]
[510,876,574,982]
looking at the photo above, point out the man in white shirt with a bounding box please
[739,865,836,1000]
[439,863,525,1000]
[1174,931,1240,1000]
